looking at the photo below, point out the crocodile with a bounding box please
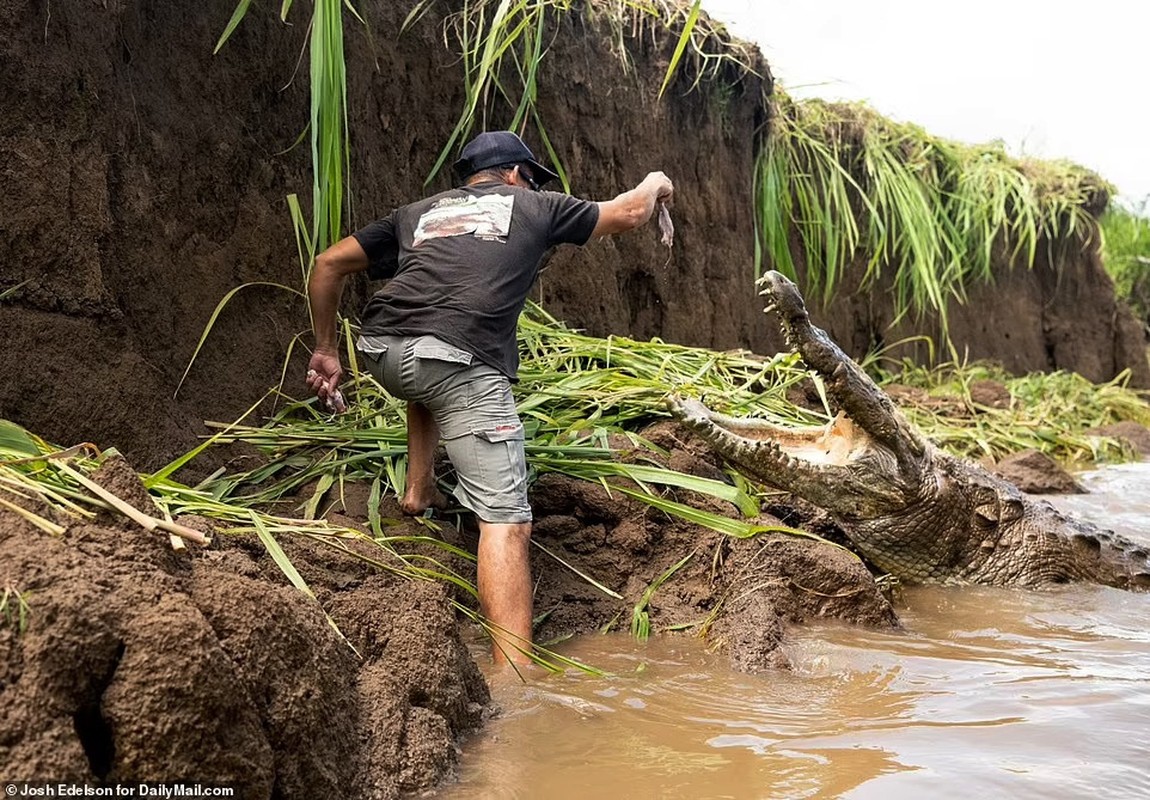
[669,271,1150,590]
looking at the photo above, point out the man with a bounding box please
[306,130,674,665]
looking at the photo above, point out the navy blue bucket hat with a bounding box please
[452,131,560,186]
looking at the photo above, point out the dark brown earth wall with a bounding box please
[1,0,1146,467]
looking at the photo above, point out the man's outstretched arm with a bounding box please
[305,236,369,406]
[591,171,675,237]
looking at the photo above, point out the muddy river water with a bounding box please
[437,463,1150,799]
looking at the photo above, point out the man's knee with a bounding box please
[478,520,532,544]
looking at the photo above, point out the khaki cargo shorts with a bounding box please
[358,334,531,524]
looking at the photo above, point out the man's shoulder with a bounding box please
[539,188,595,206]
[403,187,464,210]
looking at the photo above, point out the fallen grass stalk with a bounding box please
[532,539,623,599]
[0,495,65,536]
[881,360,1150,466]
[631,550,694,640]
[55,463,210,546]
[0,584,32,635]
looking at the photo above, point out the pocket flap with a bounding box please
[477,422,525,443]
[357,334,391,356]
[412,338,473,365]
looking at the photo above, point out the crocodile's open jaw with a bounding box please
[690,409,872,467]
[765,412,869,467]
[666,271,927,519]
[670,272,1150,590]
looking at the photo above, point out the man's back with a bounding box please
[356,180,598,378]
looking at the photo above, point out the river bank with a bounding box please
[3,1,1150,795]
[4,414,1148,795]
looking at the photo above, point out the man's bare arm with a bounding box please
[305,236,370,405]
[592,171,675,237]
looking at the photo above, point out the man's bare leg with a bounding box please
[477,521,534,665]
[402,402,447,515]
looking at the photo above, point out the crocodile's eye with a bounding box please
[974,501,999,525]
[999,497,1024,523]
[974,493,1024,526]
[972,487,998,526]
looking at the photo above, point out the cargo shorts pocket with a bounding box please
[471,420,527,492]
[411,338,473,365]
[356,334,390,363]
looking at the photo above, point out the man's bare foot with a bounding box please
[400,485,448,516]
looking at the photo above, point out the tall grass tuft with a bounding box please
[214,0,356,255]
[756,96,1106,325]
[1100,198,1150,326]
[407,0,757,187]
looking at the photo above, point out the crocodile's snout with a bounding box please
[664,395,712,431]
[757,270,810,331]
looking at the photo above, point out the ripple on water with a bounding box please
[1044,459,1150,543]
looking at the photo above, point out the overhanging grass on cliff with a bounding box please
[755,96,1107,323]
[406,3,1112,329]
[210,1,1115,337]
[1100,198,1150,324]
[216,0,356,256]
[406,0,757,187]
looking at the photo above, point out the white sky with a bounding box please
[702,0,1149,204]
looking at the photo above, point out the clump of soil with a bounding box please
[969,379,1013,410]
[1086,421,1150,457]
[991,449,1086,494]
[0,457,489,799]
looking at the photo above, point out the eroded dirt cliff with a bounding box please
[2,0,1144,467]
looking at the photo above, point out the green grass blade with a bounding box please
[0,421,41,457]
[175,282,305,397]
[214,0,254,54]
[657,0,702,100]
[631,550,694,640]
[0,280,30,301]
[252,511,316,599]
[532,539,623,599]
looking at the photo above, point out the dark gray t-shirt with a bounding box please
[354,181,599,378]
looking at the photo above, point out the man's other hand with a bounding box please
[306,349,345,411]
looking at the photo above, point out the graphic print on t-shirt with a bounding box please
[412,194,514,247]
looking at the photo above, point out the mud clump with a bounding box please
[0,464,488,798]
[1086,421,1150,457]
[991,449,1086,495]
